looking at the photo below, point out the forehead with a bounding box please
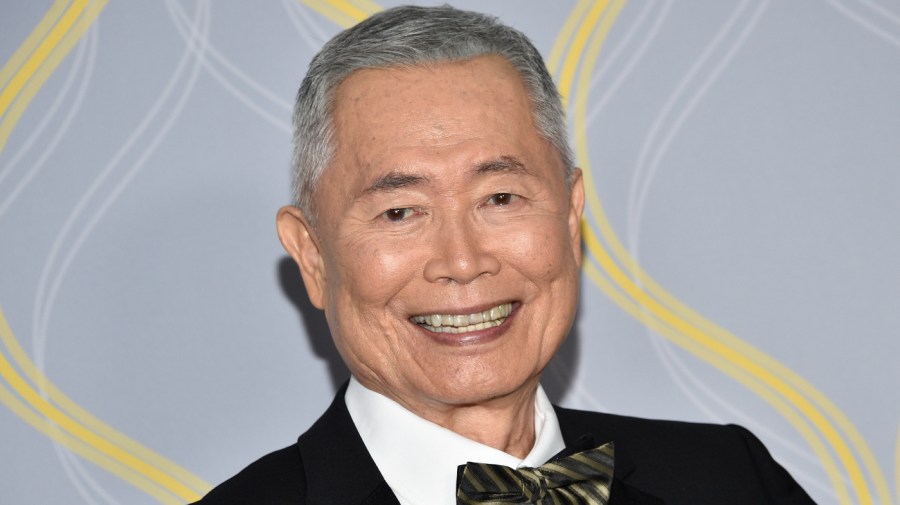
[323,56,549,189]
[333,54,532,117]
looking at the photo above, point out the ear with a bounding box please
[276,205,327,309]
[567,169,586,267]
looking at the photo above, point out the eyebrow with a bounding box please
[362,172,429,194]
[360,155,528,196]
[474,155,528,176]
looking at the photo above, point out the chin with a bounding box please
[423,367,539,407]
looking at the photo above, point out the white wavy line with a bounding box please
[853,0,900,27]
[626,0,766,246]
[165,0,292,134]
[0,32,88,187]
[168,1,292,110]
[30,2,210,503]
[281,0,330,50]
[32,2,209,361]
[614,0,840,497]
[32,0,208,381]
[585,0,673,126]
[36,23,125,505]
[0,19,94,221]
[0,20,114,505]
[647,329,838,500]
[7,17,130,505]
[622,0,764,434]
[29,4,209,503]
[650,334,726,424]
[827,0,900,49]
[55,438,120,505]
[565,1,662,415]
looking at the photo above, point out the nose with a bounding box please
[423,215,501,284]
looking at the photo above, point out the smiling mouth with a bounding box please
[410,302,513,333]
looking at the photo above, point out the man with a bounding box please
[194,5,814,504]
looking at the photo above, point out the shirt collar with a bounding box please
[345,377,566,505]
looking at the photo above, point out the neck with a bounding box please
[388,381,540,459]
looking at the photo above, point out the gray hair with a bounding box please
[291,5,574,222]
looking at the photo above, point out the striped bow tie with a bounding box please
[456,441,614,504]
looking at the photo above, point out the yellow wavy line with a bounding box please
[0,380,183,504]
[565,3,860,501]
[0,0,210,500]
[0,0,92,154]
[325,0,370,22]
[896,425,900,505]
[587,196,892,502]
[582,229,852,503]
[582,257,849,503]
[299,0,360,28]
[292,0,887,501]
[0,346,200,500]
[564,3,891,503]
[347,0,381,16]
[3,1,889,504]
[0,0,86,119]
[615,257,893,502]
[0,0,378,500]
[560,2,889,503]
[0,308,209,495]
[557,0,610,112]
[547,0,593,79]
[0,0,69,90]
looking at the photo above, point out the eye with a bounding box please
[382,207,414,222]
[487,193,518,206]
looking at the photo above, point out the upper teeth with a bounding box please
[411,303,512,333]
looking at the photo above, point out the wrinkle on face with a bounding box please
[300,56,583,445]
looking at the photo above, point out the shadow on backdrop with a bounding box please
[278,256,350,392]
[542,293,580,405]
[277,256,578,402]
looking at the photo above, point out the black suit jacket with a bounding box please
[193,385,815,504]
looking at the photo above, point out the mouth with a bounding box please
[410,302,513,334]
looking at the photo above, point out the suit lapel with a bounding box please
[555,406,664,505]
[298,384,401,505]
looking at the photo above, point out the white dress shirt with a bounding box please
[345,377,566,505]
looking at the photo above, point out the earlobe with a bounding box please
[568,169,586,266]
[276,206,327,309]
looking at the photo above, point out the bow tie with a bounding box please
[456,441,614,504]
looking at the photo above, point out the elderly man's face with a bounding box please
[279,56,584,413]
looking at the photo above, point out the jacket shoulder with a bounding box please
[191,444,305,505]
[556,404,729,437]
[555,406,815,504]
[556,406,747,467]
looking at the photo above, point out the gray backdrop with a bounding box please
[1,1,898,504]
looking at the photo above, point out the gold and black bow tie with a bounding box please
[456,442,614,504]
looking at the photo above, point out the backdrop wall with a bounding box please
[1,1,898,504]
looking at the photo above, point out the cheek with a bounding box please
[502,219,573,278]
[323,238,421,371]
[331,235,422,306]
